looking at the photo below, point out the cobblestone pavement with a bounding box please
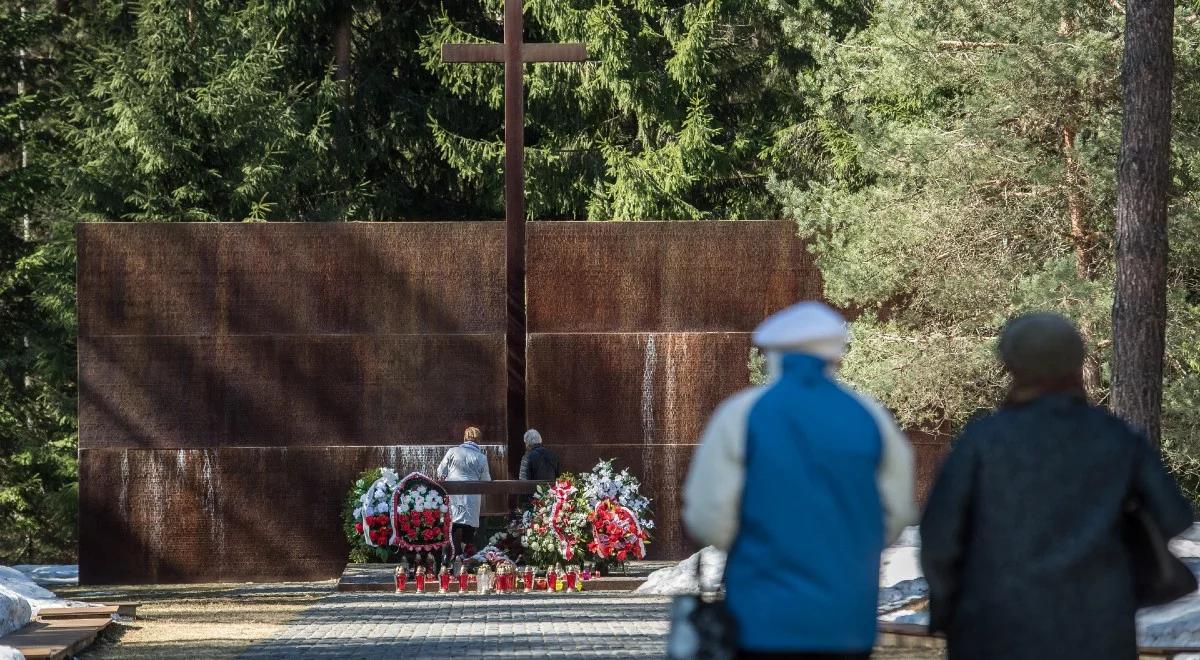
[241,592,672,659]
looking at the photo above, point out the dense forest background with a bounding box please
[2,0,1198,563]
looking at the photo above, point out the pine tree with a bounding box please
[1112,0,1177,443]
[775,0,1200,468]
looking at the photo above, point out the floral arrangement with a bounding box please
[583,460,653,561]
[389,472,452,552]
[486,523,524,562]
[344,468,400,562]
[467,544,513,569]
[589,499,649,561]
[581,460,653,524]
[520,474,591,567]
[518,460,654,568]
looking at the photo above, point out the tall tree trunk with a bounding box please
[1112,0,1175,443]
[334,3,352,84]
[1062,123,1103,396]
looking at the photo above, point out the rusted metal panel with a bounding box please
[77,220,827,576]
[77,223,221,336]
[78,222,506,337]
[78,446,509,584]
[526,332,752,447]
[526,332,753,559]
[217,223,505,335]
[526,221,821,333]
[79,334,506,449]
[911,433,953,506]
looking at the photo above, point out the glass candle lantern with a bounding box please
[521,566,533,593]
[495,565,507,594]
[415,565,426,593]
[546,566,558,593]
[439,566,451,594]
[565,566,578,592]
[394,565,407,593]
[476,566,492,595]
[457,566,469,594]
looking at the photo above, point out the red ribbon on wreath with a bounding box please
[549,479,579,560]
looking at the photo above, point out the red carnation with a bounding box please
[617,550,628,561]
[422,529,435,540]
[354,522,363,534]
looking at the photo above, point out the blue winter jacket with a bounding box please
[683,353,916,653]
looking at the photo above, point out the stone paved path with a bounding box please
[241,592,671,659]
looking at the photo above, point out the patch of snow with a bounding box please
[880,545,921,589]
[0,588,31,638]
[0,565,102,638]
[9,565,77,588]
[635,547,726,596]
[0,645,25,660]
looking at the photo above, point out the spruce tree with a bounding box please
[0,2,77,564]
[422,0,865,220]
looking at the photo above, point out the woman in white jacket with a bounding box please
[437,426,491,558]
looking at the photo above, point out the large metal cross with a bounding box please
[442,0,587,474]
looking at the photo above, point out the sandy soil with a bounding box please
[58,582,330,659]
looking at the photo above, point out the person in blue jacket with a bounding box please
[683,301,916,659]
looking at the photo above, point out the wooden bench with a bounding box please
[441,479,550,515]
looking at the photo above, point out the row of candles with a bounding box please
[395,562,595,594]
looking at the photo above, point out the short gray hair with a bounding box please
[523,429,542,445]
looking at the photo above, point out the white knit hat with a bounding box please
[752,301,849,361]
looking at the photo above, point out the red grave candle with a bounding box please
[458,571,469,593]
[523,567,534,592]
[546,568,558,592]
[439,572,451,593]
[394,568,407,592]
[415,571,426,593]
[565,571,577,592]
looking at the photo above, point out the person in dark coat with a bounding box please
[518,429,561,481]
[920,312,1194,660]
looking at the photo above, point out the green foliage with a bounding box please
[343,468,401,564]
[422,0,868,220]
[0,3,77,565]
[774,0,1200,463]
[748,347,766,386]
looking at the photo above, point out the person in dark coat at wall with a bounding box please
[518,429,561,481]
[920,312,1194,660]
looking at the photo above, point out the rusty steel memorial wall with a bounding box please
[77,220,946,584]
